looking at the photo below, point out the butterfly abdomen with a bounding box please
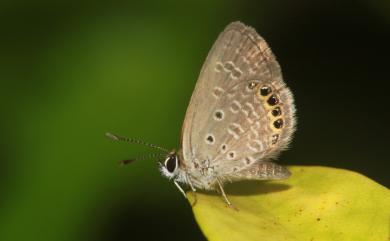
[225,161,291,181]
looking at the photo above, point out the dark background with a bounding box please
[0,1,389,241]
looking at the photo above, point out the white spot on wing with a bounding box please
[230,100,241,113]
[231,123,244,133]
[227,129,239,140]
[213,86,224,99]
[247,140,264,152]
[215,62,224,72]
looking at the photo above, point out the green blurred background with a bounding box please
[0,1,389,241]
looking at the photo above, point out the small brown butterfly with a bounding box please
[107,21,296,209]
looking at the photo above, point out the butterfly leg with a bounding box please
[174,181,187,199]
[185,174,198,206]
[216,178,238,211]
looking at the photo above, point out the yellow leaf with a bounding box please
[188,166,390,241]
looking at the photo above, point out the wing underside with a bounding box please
[180,22,296,180]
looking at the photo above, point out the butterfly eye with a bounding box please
[164,155,178,173]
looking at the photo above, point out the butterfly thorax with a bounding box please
[180,150,222,190]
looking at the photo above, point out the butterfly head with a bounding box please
[105,132,182,178]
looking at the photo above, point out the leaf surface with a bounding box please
[188,166,389,241]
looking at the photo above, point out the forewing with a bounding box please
[181,22,296,177]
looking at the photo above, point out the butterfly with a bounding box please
[107,21,296,209]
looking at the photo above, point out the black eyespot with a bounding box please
[206,135,214,144]
[267,95,279,106]
[214,110,224,120]
[273,119,284,129]
[272,134,279,144]
[245,157,251,165]
[260,86,272,96]
[272,107,281,116]
[165,155,177,173]
[248,82,257,89]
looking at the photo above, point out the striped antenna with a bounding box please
[105,132,170,153]
[118,152,165,165]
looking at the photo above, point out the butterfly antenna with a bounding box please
[105,132,170,153]
[118,152,165,166]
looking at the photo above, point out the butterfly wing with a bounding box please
[181,22,296,183]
